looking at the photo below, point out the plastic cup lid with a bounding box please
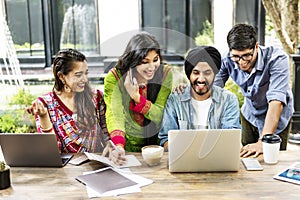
[261,134,282,143]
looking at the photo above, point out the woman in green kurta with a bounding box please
[104,32,173,164]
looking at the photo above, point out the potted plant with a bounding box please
[0,161,10,189]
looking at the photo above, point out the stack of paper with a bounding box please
[76,167,153,198]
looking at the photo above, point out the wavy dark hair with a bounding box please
[52,48,96,131]
[227,24,257,51]
[115,32,164,145]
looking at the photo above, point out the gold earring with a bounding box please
[64,84,71,93]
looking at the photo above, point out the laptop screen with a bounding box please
[0,133,73,167]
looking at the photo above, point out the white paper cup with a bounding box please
[261,134,281,164]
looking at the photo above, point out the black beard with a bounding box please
[191,80,211,96]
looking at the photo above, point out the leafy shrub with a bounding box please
[0,88,37,133]
[224,78,244,108]
[195,20,214,46]
[0,112,30,133]
[0,113,17,133]
[8,88,36,108]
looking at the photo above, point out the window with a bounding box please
[4,0,100,65]
[141,0,211,55]
[58,0,99,55]
[5,0,44,56]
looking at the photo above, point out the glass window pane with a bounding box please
[190,0,211,40]
[6,0,43,56]
[166,0,186,53]
[142,0,163,28]
[29,0,43,56]
[235,0,256,24]
[142,0,188,54]
[59,0,99,55]
[142,0,165,51]
[142,0,211,55]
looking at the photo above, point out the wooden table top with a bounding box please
[1,150,300,199]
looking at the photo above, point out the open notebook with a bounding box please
[0,133,73,167]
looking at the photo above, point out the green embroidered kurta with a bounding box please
[104,65,173,152]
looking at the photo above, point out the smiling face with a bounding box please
[134,50,160,83]
[190,62,215,100]
[230,43,258,73]
[60,61,89,93]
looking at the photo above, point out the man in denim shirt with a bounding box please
[158,46,241,151]
[214,24,294,158]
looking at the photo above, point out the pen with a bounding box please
[109,140,121,153]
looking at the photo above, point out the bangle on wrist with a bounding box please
[40,126,53,133]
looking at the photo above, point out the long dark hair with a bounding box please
[115,32,164,145]
[52,48,96,131]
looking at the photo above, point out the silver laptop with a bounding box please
[168,129,241,172]
[0,133,73,167]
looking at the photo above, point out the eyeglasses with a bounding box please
[229,49,255,62]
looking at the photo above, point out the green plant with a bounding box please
[0,88,37,133]
[195,20,214,46]
[265,14,278,38]
[0,110,35,133]
[0,161,5,171]
[0,113,16,133]
[8,88,36,108]
[14,42,44,50]
[224,78,244,108]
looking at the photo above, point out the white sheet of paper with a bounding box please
[84,152,141,168]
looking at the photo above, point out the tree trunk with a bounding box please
[262,0,299,54]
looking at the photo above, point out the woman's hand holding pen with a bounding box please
[110,145,127,165]
[102,140,127,165]
[124,69,140,103]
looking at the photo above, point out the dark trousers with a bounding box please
[240,113,290,150]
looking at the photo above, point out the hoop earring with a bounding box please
[64,84,71,93]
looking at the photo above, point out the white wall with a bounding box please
[213,0,233,55]
[98,0,140,56]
